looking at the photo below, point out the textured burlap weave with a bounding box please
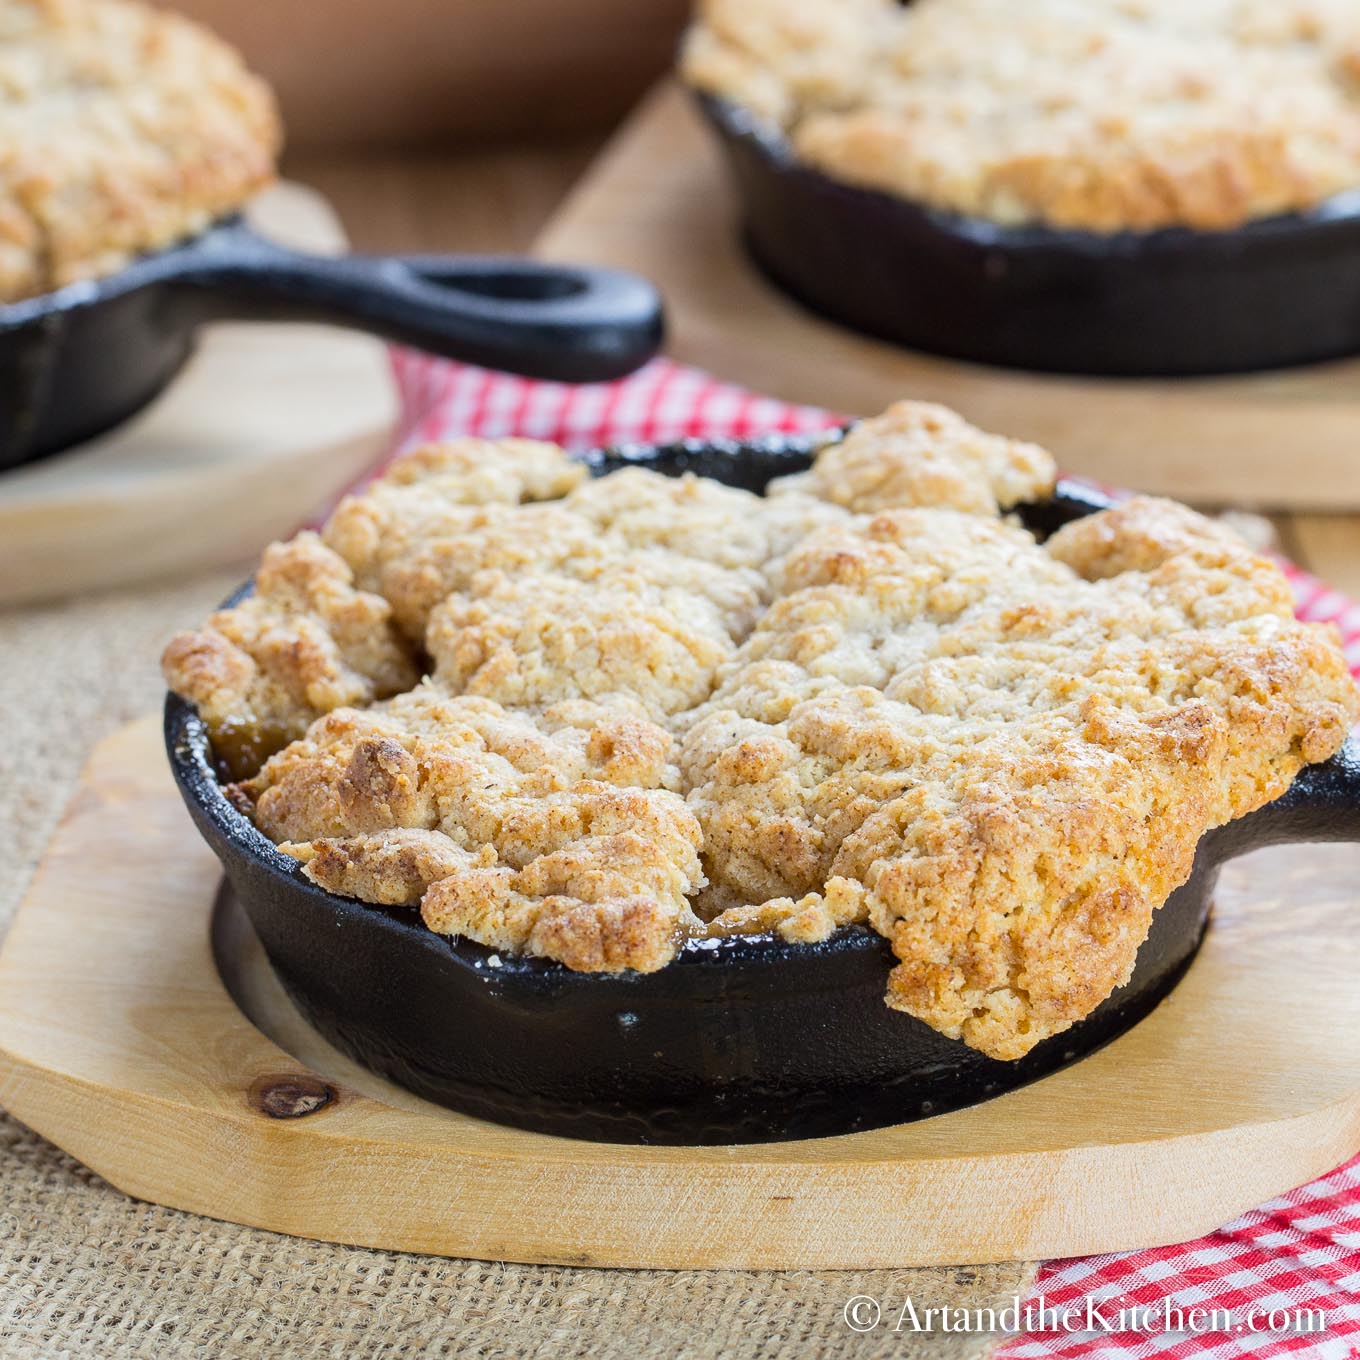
[0,572,1033,1359]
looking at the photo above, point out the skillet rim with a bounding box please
[696,88,1360,255]
[161,432,1360,1142]
[691,88,1360,377]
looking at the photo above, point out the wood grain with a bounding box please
[0,183,395,607]
[0,717,1356,1269]
[537,84,1360,512]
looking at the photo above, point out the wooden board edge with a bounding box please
[0,181,397,607]
[534,82,1360,512]
[0,427,391,609]
[0,717,1358,1268]
[1,1040,1356,1268]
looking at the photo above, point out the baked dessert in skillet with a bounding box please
[684,0,1360,233]
[163,404,1360,1064]
[680,0,1360,375]
[0,0,279,301]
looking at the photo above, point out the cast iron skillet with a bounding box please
[697,91,1360,377]
[0,217,663,471]
[165,433,1360,1145]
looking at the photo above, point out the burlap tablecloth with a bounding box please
[0,571,1033,1359]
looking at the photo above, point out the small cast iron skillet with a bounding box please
[697,91,1360,377]
[0,217,663,471]
[166,433,1360,1144]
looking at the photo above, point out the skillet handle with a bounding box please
[1212,735,1360,860]
[171,223,664,383]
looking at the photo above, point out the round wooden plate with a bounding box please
[0,716,1357,1269]
[0,185,396,608]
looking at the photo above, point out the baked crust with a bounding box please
[682,0,1360,233]
[255,693,704,973]
[0,0,279,301]
[161,533,418,780]
[163,409,1359,1060]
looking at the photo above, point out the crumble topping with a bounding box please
[161,533,417,780]
[683,0,1360,232]
[766,401,1055,517]
[163,404,1359,1059]
[0,0,280,301]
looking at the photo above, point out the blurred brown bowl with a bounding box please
[174,0,689,150]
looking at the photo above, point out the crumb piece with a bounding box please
[768,402,1056,515]
[281,828,480,907]
[705,876,868,941]
[425,569,737,719]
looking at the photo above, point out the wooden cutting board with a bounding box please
[0,183,396,607]
[538,84,1360,511]
[0,716,1356,1269]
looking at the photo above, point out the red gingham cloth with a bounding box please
[389,349,1360,1358]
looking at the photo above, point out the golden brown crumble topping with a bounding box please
[161,533,418,780]
[0,0,280,301]
[682,0,1360,233]
[163,406,1359,1059]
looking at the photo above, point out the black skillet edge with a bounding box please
[163,434,1358,1143]
[695,90,1360,377]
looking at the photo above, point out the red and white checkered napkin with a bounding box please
[389,349,1360,1357]
[996,1159,1360,1360]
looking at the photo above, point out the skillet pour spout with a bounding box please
[165,435,1360,1144]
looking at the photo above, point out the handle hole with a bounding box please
[411,267,586,303]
